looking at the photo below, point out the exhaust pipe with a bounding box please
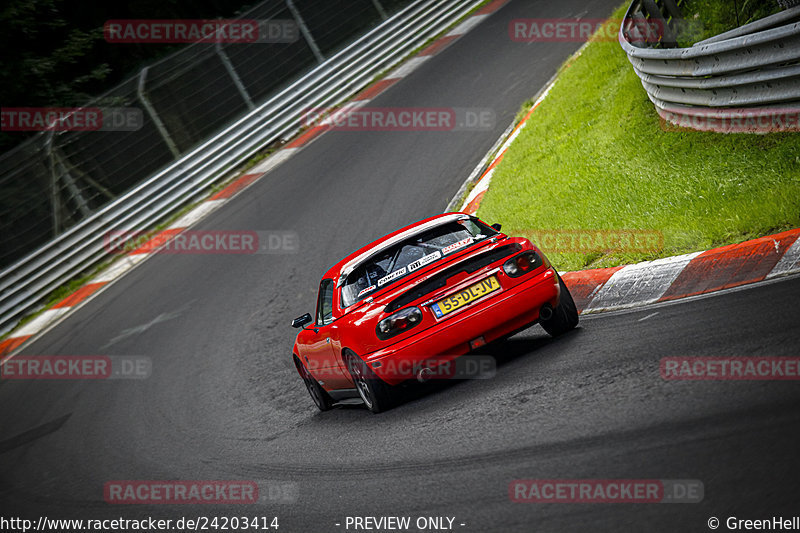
[539,304,554,321]
[417,367,435,383]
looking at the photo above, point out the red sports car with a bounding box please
[291,213,578,413]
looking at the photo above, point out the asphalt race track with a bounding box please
[2,0,800,531]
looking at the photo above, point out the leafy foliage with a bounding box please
[0,0,257,152]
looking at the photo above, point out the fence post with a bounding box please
[372,0,388,20]
[137,67,181,158]
[216,42,255,110]
[55,150,92,218]
[44,132,62,237]
[286,0,325,64]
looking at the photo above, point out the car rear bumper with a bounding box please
[363,267,560,385]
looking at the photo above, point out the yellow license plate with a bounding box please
[431,276,501,318]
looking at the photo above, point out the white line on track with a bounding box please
[637,312,660,322]
[386,56,430,79]
[446,14,489,36]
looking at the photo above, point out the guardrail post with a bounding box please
[137,67,181,159]
[371,0,388,20]
[286,0,325,64]
[216,42,255,111]
[54,150,92,219]
[641,0,678,47]
[661,0,682,21]
[44,135,92,234]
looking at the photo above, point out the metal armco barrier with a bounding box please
[0,0,485,336]
[619,1,800,132]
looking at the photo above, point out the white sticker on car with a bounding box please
[442,237,473,255]
[408,251,442,272]
[377,267,408,287]
[357,285,376,297]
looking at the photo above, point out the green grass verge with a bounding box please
[476,3,800,272]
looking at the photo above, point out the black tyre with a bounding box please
[344,350,394,414]
[540,273,579,337]
[294,356,333,412]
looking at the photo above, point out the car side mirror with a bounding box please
[491,223,502,232]
[292,313,313,328]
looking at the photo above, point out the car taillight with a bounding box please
[503,251,543,277]
[376,307,423,340]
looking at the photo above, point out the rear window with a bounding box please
[340,217,497,308]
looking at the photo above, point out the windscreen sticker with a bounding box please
[442,237,473,255]
[357,285,376,297]
[377,267,407,287]
[408,251,442,272]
